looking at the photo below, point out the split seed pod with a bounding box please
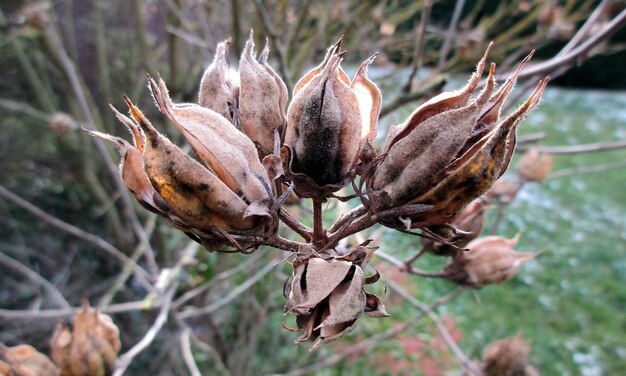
[285,41,381,198]
[283,243,386,349]
[239,32,289,156]
[368,44,548,225]
[0,344,60,376]
[50,301,120,376]
[443,234,536,287]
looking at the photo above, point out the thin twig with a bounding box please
[0,251,70,308]
[504,8,626,81]
[0,299,164,320]
[376,250,447,278]
[547,160,626,180]
[180,329,202,376]
[437,0,466,69]
[519,140,626,154]
[402,0,433,94]
[113,285,177,376]
[0,185,153,290]
[177,260,276,319]
[279,208,312,241]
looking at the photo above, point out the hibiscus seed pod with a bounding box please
[443,234,536,287]
[518,148,553,182]
[0,344,60,376]
[123,95,261,232]
[284,246,386,349]
[239,32,288,156]
[198,39,240,124]
[285,44,381,197]
[482,336,537,376]
[50,301,120,376]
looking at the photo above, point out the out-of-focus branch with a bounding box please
[402,0,433,95]
[180,329,202,376]
[519,140,626,154]
[0,298,164,320]
[437,0,466,69]
[383,278,479,375]
[112,285,177,376]
[254,0,293,93]
[0,185,153,290]
[506,7,626,80]
[177,260,276,319]
[0,251,70,308]
[547,160,626,180]
[376,249,447,278]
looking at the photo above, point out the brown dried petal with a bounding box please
[239,33,288,156]
[316,266,366,330]
[149,75,271,204]
[285,258,352,314]
[0,344,60,376]
[351,54,382,145]
[124,96,258,232]
[198,40,239,123]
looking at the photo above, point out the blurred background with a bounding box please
[1,0,625,375]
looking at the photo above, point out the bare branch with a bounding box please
[0,184,154,291]
[0,299,164,320]
[180,329,202,376]
[113,286,177,376]
[0,251,70,308]
[402,0,434,94]
[519,140,626,154]
[547,160,626,180]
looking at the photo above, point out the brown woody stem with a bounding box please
[312,198,327,249]
[279,208,313,241]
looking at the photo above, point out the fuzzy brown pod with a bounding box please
[238,32,289,157]
[198,40,240,124]
[518,148,553,182]
[0,344,60,376]
[49,301,121,376]
[443,234,536,287]
[421,198,488,257]
[283,244,387,349]
[284,40,381,198]
[368,45,548,226]
[483,336,540,376]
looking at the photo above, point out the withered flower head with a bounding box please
[518,147,553,182]
[0,344,60,376]
[284,39,382,198]
[482,336,539,376]
[198,39,240,124]
[283,243,387,349]
[50,301,121,376]
[368,44,548,225]
[443,234,536,287]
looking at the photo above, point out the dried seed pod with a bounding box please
[239,32,288,156]
[518,148,553,182]
[198,40,240,124]
[123,96,264,232]
[285,44,381,198]
[482,336,538,376]
[149,75,272,205]
[0,344,60,376]
[50,302,120,376]
[443,234,536,287]
[485,178,520,204]
[48,112,78,133]
[368,46,547,225]
[284,245,386,349]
